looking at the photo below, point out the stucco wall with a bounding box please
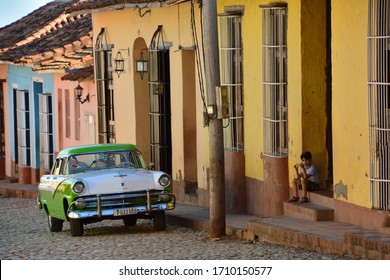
[92,3,210,191]
[5,64,54,180]
[54,75,97,154]
[332,0,370,208]
[217,0,328,184]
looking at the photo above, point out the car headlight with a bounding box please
[72,182,85,194]
[158,174,170,187]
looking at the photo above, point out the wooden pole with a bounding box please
[202,0,226,239]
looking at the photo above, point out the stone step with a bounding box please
[308,190,334,209]
[283,201,334,221]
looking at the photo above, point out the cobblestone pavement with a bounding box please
[0,197,346,260]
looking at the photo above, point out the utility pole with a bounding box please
[202,0,226,239]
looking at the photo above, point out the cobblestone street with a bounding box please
[0,197,347,260]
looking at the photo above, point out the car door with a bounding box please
[40,157,67,218]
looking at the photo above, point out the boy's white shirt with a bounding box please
[304,164,320,183]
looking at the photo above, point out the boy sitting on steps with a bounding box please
[287,151,319,203]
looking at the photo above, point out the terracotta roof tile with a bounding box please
[61,66,94,81]
[0,0,80,51]
[0,14,93,71]
[0,1,94,71]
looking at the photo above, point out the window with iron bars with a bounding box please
[95,45,115,144]
[261,4,288,158]
[368,0,390,210]
[39,93,53,171]
[219,14,244,151]
[16,90,31,166]
[0,80,5,160]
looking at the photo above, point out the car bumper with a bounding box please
[67,191,175,219]
[67,202,174,219]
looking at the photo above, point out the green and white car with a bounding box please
[37,144,175,236]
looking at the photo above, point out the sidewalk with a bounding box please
[1,180,389,259]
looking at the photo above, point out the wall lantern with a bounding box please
[114,48,130,78]
[74,83,89,104]
[136,51,148,80]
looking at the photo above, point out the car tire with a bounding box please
[123,217,137,227]
[153,211,166,231]
[48,215,63,232]
[69,218,84,236]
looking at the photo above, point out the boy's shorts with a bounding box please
[298,181,319,191]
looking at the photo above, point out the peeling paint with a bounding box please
[175,169,183,182]
[335,180,348,200]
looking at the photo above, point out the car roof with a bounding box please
[58,144,139,156]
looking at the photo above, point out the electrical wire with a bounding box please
[190,0,208,120]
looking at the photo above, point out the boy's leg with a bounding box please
[287,178,300,201]
[301,178,308,198]
[298,178,309,203]
[292,178,299,198]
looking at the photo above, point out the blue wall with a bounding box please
[7,64,54,170]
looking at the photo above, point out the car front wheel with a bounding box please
[48,215,63,232]
[69,218,84,236]
[153,211,166,231]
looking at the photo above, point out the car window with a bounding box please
[58,150,148,174]
[52,158,65,175]
[132,150,147,169]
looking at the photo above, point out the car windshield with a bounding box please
[66,150,147,174]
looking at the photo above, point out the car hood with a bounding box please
[72,169,162,195]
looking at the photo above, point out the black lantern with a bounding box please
[136,51,148,80]
[114,51,125,77]
[75,83,89,104]
[114,48,130,78]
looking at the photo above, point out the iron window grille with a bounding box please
[368,0,390,210]
[39,93,54,171]
[95,28,115,144]
[148,25,172,175]
[219,14,244,151]
[261,4,288,158]
[16,90,31,166]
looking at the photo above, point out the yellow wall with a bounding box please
[300,0,328,183]
[217,0,372,208]
[217,0,328,184]
[91,0,379,210]
[285,0,304,180]
[332,0,370,207]
[216,0,270,181]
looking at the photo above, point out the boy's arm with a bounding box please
[294,164,301,178]
[299,163,309,179]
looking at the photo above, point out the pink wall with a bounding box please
[54,74,97,155]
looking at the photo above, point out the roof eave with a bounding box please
[69,0,190,15]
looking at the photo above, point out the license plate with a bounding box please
[114,207,138,216]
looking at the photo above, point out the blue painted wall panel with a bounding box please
[7,64,54,170]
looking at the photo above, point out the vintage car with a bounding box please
[37,144,175,236]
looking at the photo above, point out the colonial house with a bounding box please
[215,0,390,233]
[68,0,390,233]
[0,0,96,184]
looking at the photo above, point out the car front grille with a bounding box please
[85,197,138,208]
[76,193,149,209]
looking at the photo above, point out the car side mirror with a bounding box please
[148,162,155,170]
